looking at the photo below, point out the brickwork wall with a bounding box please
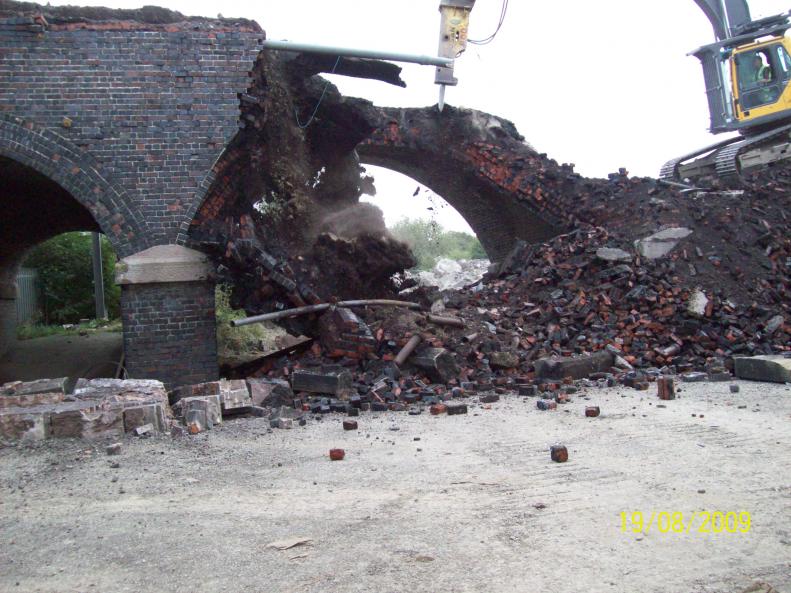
[121,281,218,389]
[0,15,263,249]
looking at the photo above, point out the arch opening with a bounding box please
[359,165,489,278]
[0,157,122,381]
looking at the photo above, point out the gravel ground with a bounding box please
[1,380,790,593]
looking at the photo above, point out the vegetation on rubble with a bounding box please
[390,218,486,270]
[215,284,289,360]
[21,232,120,325]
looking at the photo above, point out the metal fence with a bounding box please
[15,268,39,324]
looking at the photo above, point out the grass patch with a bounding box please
[215,285,288,360]
[16,318,122,340]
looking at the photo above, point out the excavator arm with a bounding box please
[693,0,752,41]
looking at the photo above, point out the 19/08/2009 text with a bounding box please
[620,511,751,534]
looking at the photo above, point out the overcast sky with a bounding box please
[49,0,788,233]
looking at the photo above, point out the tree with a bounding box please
[390,218,487,270]
[22,232,120,324]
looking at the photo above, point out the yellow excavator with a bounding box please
[436,0,791,183]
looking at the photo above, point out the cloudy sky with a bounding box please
[49,0,788,232]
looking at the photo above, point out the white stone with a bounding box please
[686,289,709,318]
[634,227,693,259]
[596,247,631,262]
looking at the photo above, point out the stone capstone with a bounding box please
[115,244,214,285]
[734,355,791,384]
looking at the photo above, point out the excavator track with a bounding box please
[659,137,740,183]
[715,122,791,183]
[661,123,791,185]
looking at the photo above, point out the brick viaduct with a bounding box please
[0,3,566,388]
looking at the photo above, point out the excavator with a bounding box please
[435,0,791,184]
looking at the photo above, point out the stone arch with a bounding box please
[0,114,150,258]
[356,107,565,262]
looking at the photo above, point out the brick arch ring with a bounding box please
[0,114,150,258]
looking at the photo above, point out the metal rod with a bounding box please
[261,39,454,67]
[426,314,465,328]
[91,233,107,320]
[232,299,422,327]
[395,335,423,367]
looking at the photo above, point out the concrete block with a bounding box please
[123,403,167,433]
[412,348,460,384]
[0,392,64,409]
[634,227,692,259]
[734,355,791,384]
[219,379,251,412]
[535,351,614,381]
[49,402,124,440]
[0,407,50,441]
[2,377,73,396]
[174,395,221,426]
[489,351,519,370]
[291,369,353,398]
[247,378,293,407]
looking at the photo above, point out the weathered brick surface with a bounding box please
[0,13,263,249]
[120,281,218,389]
[358,107,566,261]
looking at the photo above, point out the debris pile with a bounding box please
[0,378,170,442]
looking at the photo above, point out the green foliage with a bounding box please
[215,284,268,359]
[389,218,487,270]
[22,232,120,324]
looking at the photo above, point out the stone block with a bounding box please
[291,369,353,398]
[2,377,73,396]
[219,379,251,412]
[534,351,614,381]
[0,407,50,441]
[634,227,692,259]
[489,351,519,370]
[734,355,791,384]
[247,378,293,408]
[123,403,167,433]
[0,392,64,409]
[174,395,221,427]
[50,402,124,440]
[168,381,221,406]
[412,348,460,384]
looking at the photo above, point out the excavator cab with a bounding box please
[661,6,791,182]
[731,38,791,119]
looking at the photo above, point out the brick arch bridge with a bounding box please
[0,2,577,388]
[0,5,263,386]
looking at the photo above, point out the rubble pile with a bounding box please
[206,164,789,411]
[0,378,170,442]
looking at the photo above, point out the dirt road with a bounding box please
[1,380,789,593]
[0,331,122,384]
